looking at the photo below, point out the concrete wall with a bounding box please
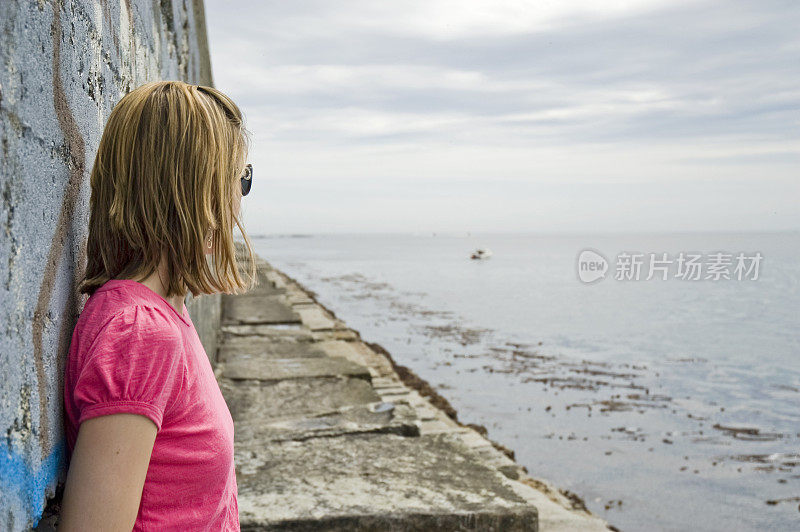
[186,284,221,365]
[0,1,215,529]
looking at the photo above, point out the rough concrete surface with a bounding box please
[222,355,373,382]
[0,1,214,529]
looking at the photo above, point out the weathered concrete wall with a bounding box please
[0,1,214,529]
[187,293,221,354]
[185,271,221,364]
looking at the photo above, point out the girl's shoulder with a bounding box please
[78,280,184,345]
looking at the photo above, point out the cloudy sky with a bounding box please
[204,0,799,234]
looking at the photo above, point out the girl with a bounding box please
[59,80,257,531]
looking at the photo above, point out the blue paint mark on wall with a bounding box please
[0,439,65,528]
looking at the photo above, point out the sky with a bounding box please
[204,0,799,234]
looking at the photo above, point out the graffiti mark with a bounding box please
[32,0,86,459]
[0,440,64,528]
[100,0,120,54]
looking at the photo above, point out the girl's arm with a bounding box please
[59,413,157,531]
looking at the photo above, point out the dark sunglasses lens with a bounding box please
[241,165,252,196]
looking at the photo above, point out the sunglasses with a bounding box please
[241,163,253,196]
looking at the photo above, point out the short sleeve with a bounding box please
[73,305,187,432]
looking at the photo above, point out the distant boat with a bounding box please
[470,248,493,260]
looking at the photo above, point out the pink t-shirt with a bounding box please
[63,279,239,531]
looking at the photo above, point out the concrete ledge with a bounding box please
[220,377,381,421]
[231,401,420,442]
[219,339,328,362]
[240,511,535,532]
[221,356,372,382]
[222,294,301,325]
[221,323,314,341]
[293,304,347,331]
[236,432,538,531]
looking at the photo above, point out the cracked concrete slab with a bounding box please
[315,340,397,378]
[235,432,538,531]
[220,376,382,421]
[293,304,344,330]
[221,323,314,341]
[310,328,361,341]
[219,338,328,363]
[221,356,372,382]
[222,293,301,325]
[231,401,420,443]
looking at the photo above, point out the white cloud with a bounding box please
[291,0,699,40]
[205,0,800,232]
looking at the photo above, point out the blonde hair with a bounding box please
[78,80,258,298]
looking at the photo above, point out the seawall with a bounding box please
[210,245,616,531]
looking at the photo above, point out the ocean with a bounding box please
[249,231,800,532]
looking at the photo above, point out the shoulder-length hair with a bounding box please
[78,80,258,298]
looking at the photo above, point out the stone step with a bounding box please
[371,376,405,388]
[232,401,420,443]
[235,432,538,531]
[244,267,286,296]
[220,323,313,342]
[264,270,289,289]
[315,340,397,378]
[222,294,301,325]
[284,287,316,305]
[221,356,372,382]
[220,375,381,420]
[293,304,344,330]
[309,328,361,341]
[374,385,410,396]
[218,339,328,363]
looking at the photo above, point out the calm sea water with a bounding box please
[249,232,800,532]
